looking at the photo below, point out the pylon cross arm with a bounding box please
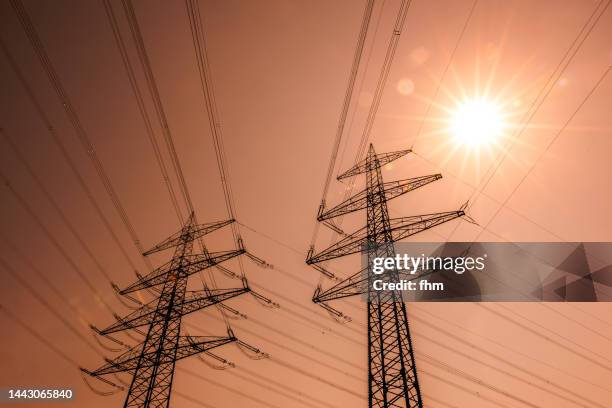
[100,286,249,334]
[313,266,369,302]
[143,219,235,256]
[307,210,465,264]
[120,249,245,294]
[337,149,411,180]
[319,174,442,221]
[90,336,236,376]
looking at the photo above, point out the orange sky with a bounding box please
[1,0,612,407]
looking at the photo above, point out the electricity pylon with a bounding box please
[307,144,466,408]
[83,213,265,407]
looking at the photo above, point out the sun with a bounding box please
[450,98,505,147]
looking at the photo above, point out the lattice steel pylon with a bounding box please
[83,213,265,407]
[306,144,466,408]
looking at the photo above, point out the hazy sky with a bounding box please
[1,0,611,407]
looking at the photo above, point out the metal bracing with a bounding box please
[84,213,259,408]
[92,335,236,376]
[337,149,412,180]
[308,210,464,264]
[318,174,442,222]
[121,249,246,294]
[99,287,250,335]
[307,144,466,408]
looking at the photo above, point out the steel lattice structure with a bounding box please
[307,144,466,408]
[83,213,263,407]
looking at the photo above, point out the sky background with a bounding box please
[1,0,612,407]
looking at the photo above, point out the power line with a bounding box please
[445,0,611,240]
[410,0,479,150]
[540,301,612,345]
[0,168,116,315]
[471,65,611,241]
[120,0,194,216]
[178,366,285,408]
[186,323,344,408]
[471,0,610,201]
[118,0,255,330]
[195,148,612,375]
[411,317,605,408]
[81,215,267,407]
[194,315,363,383]
[309,0,376,247]
[480,302,612,370]
[420,367,516,408]
[6,6,290,407]
[420,357,544,408]
[0,256,100,355]
[248,280,365,346]
[102,0,185,224]
[0,237,96,330]
[326,296,606,407]
[411,304,612,395]
[0,304,224,408]
[310,0,415,274]
[421,393,460,408]
[2,73,366,408]
[353,1,412,160]
[0,36,140,276]
[184,0,280,285]
[0,304,82,368]
[246,210,612,404]
[220,367,333,408]
[9,0,152,271]
[4,221,340,408]
[0,129,117,284]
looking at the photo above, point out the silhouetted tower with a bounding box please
[307,144,466,408]
[83,213,263,407]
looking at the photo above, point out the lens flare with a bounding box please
[451,99,504,147]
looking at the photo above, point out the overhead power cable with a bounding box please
[413,325,603,408]
[189,315,363,383]
[186,323,345,408]
[8,0,152,271]
[352,0,412,161]
[413,301,612,393]
[332,295,605,407]
[0,237,97,332]
[6,6,326,405]
[0,169,116,315]
[246,190,608,405]
[184,0,277,283]
[0,257,100,355]
[420,367,516,408]
[121,0,194,216]
[470,65,612,242]
[2,234,339,408]
[445,0,611,240]
[311,0,414,266]
[0,36,140,275]
[309,0,376,247]
[178,366,285,408]
[0,130,117,284]
[102,0,185,223]
[0,304,222,407]
[410,0,479,150]
[420,357,544,408]
[478,302,612,371]
[0,304,82,369]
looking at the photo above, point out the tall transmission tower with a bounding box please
[83,213,265,407]
[307,144,466,408]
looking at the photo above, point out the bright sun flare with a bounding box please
[451,99,504,147]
